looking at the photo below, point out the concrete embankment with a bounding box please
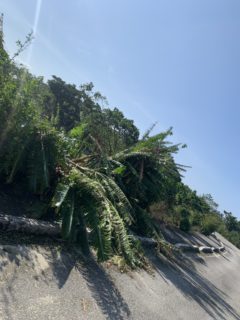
[0,231,240,320]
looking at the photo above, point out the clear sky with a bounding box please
[1,0,240,217]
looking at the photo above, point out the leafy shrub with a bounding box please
[175,207,191,232]
[191,211,202,226]
[179,217,191,232]
[228,231,240,248]
[201,214,221,235]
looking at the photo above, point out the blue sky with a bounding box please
[1,0,240,217]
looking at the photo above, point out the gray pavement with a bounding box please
[0,232,240,320]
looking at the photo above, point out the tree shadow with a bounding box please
[49,248,131,320]
[77,258,131,320]
[0,244,131,320]
[49,247,77,289]
[159,225,225,249]
[189,233,220,248]
[147,249,240,320]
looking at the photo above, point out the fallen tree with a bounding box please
[0,214,225,254]
[0,214,60,236]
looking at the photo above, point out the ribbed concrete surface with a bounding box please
[0,232,240,320]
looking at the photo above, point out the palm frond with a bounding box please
[61,189,75,239]
[51,182,71,208]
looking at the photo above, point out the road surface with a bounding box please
[0,232,240,320]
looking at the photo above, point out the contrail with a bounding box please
[26,0,42,64]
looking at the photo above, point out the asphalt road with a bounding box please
[0,232,240,320]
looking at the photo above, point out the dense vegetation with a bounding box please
[0,18,239,267]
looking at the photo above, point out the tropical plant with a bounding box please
[52,163,142,267]
[49,127,185,263]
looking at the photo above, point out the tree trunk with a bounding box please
[0,214,61,236]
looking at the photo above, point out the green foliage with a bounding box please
[11,31,33,61]
[224,211,239,232]
[179,217,191,232]
[201,214,222,236]
[69,123,87,139]
[72,107,139,156]
[1,20,240,269]
[48,76,82,131]
[114,130,183,211]
[178,207,191,232]
[175,183,209,213]
[228,231,240,248]
[52,167,141,266]
[0,118,63,194]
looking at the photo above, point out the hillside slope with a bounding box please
[0,231,240,320]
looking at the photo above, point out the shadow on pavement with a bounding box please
[77,258,131,320]
[50,248,131,320]
[147,249,240,320]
